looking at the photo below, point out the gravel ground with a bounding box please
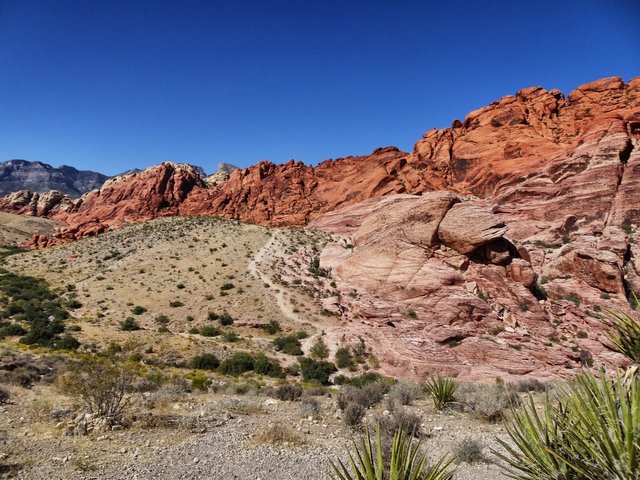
[0,385,514,480]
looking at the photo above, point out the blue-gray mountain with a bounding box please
[0,160,108,198]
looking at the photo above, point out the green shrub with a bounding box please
[494,368,639,480]
[220,283,235,291]
[299,357,336,385]
[310,337,329,359]
[262,320,281,334]
[199,326,221,337]
[252,353,283,378]
[0,323,27,337]
[169,300,184,308]
[272,335,303,356]
[154,314,170,326]
[131,306,146,315]
[335,347,354,369]
[330,427,454,480]
[120,317,140,331]
[52,334,81,350]
[219,352,255,376]
[425,375,458,411]
[191,353,219,370]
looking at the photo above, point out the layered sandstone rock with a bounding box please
[312,194,633,380]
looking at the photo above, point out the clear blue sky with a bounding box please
[1,1,638,176]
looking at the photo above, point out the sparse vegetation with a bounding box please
[425,375,458,411]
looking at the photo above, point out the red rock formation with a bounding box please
[311,193,631,380]
[2,76,638,248]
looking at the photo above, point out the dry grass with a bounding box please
[254,422,305,446]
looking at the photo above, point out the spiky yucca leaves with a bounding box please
[330,426,454,480]
[494,369,640,480]
[605,309,640,364]
[424,375,457,411]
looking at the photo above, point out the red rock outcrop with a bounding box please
[311,193,632,380]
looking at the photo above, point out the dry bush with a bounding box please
[59,357,135,419]
[343,402,366,427]
[454,437,485,464]
[255,422,304,445]
[0,386,9,405]
[219,398,263,415]
[373,408,422,438]
[264,383,303,401]
[337,383,386,411]
[388,380,422,406]
[455,382,520,422]
[299,395,320,417]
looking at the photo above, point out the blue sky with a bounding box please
[0,1,638,176]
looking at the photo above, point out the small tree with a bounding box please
[60,357,134,419]
[311,337,329,359]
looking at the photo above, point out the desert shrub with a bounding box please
[222,331,240,342]
[425,375,458,411]
[455,438,484,464]
[515,378,547,393]
[0,323,27,337]
[455,382,519,422]
[300,395,320,417]
[262,320,281,334]
[0,386,9,404]
[191,353,219,371]
[338,383,387,411]
[154,314,170,326]
[252,353,283,378]
[169,300,184,308]
[220,283,235,291]
[268,383,303,401]
[304,386,327,396]
[131,305,146,315]
[255,422,303,445]
[119,317,140,331]
[218,312,234,326]
[334,372,384,387]
[329,427,454,480]
[272,335,303,356]
[373,408,422,438]
[187,373,211,391]
[198,326,221,337]
[494,368,639,480]
[220,398,263,415]
[299,357,337,385]
[310,337,329,359]
[342,402,366,427]
[60,357,134,419]
[389,380,422,406]
[51,334,81,350]
[335,347,355,369]
[219,352,254,376]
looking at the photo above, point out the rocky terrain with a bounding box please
[0,76,638,381]
[0,160,108,198]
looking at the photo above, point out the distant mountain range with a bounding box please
[0,160,109,197]
[0,160,234,198]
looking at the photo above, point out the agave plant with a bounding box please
[424,375,457,411]
[494,368,640,480]
[605,308,640,364]
[330,426,454,480]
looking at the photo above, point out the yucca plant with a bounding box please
[494,368,640,480]
[605,308,640,364]
[424,375,457,411]
[330,426,454,480]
